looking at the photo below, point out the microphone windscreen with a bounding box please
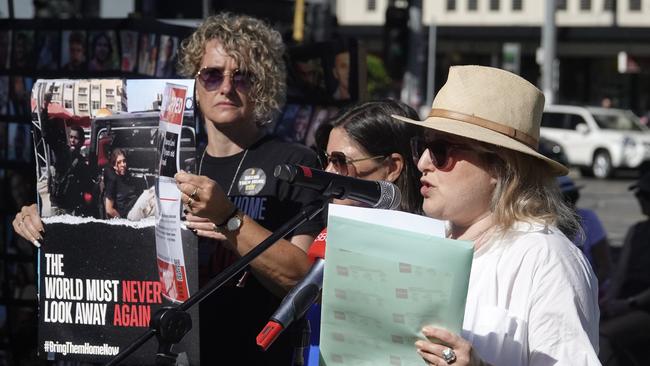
[376,180,401,210]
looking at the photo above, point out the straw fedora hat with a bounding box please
[393,65,568,176]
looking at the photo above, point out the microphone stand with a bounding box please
[105,201,326,366]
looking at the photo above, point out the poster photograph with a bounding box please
[35,30,61,71]
[120,30,139,73]
[88,30,120,72]
[31,79,200,364]
[60,30,87,72]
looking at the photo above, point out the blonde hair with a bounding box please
[486,146,581,239]
[439,131,580,238]
[177,13,287,124]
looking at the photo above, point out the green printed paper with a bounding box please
[320,204,474,366]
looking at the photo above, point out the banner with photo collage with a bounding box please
[275,38,367,163]
[0,19,195,270]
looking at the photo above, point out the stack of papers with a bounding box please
[320,204,474,366]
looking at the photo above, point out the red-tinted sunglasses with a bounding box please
[410,136,473,171]
[195,67,253,92]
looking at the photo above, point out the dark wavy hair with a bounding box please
[331,99,424,214]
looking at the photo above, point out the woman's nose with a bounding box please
[416,148,432,173]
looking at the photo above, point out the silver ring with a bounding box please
[442,348,456,364]
[186,197,194,207]
[189,187,198,200]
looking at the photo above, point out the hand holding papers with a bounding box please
[320,204,473,366]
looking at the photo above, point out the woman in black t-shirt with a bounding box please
[103,150,139,218]
[173,13,324,365]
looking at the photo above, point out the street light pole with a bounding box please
[401,0,423,111]
[425,20,437,111]
[541,0,557,105]
[202,0,210,18]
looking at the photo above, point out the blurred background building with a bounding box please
[4,0,649,112]
[337,0,650,113]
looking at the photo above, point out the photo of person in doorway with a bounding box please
[120,30,138,72]
[156,35,178,77]
[331,50,351,100]
[36,31,60,71]
[12,30,34,70]
[0,30,11,70]
[61,30,87,72]
[88,31,119,72]
[137,33,158,76]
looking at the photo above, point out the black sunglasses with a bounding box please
[410,136,473,171]
[195,67,252,92]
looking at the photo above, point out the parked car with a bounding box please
[540,105,650,178]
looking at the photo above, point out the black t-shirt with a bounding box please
[103,168,140,218]
[50,149,91,211]
[198,135,324,365]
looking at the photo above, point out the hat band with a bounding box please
[427,108,538,150]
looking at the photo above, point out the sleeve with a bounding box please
[104,170,117,201]
[579,209,607,248]
[279,144,326,237]
[606,223,639,300]
[527,240,601,366]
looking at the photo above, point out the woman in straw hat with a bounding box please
[394,66,600,365]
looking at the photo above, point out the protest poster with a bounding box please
[30,79,200,363]
[37,217,199,364]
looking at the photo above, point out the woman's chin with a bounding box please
[422,204,444,220]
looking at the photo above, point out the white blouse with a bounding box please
[461,222,601,366]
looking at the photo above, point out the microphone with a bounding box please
[256,229,327,351]
[274,164,401,210]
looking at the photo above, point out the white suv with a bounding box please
[540,105,650,178]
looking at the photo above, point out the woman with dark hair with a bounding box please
[324,99,424,214]
[88,32,115,71]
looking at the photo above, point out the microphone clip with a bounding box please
[150,306,193,365]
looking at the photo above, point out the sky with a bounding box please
[125,79,195,113]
